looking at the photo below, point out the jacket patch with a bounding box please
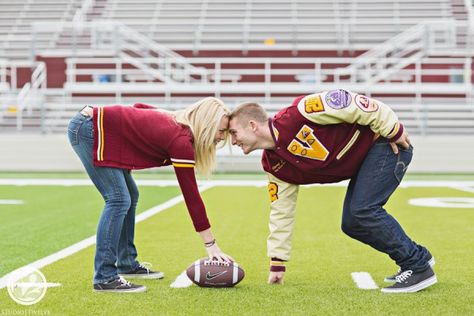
[325,90,352,109]
[268,182,279,202]
[304,95,325,113]
[355,94,379,112]
[271,160,286,172]
[287,125,329,161]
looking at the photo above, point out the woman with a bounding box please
[67,97,233,293]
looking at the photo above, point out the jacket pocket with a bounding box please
[336,130,360,160]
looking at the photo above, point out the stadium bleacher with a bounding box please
[0,0,473,138]
[0,0,462,58]
[0,0,82,60]
[98,0,455,51]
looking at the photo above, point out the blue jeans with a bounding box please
[341,139,430,273]
[67,112,140,284]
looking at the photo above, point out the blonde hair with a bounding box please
[173,97,230,176]
[230,102,268,126]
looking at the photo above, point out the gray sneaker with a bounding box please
[384,255,435,283]
[119,262,164,280]
[381,267,437,293]
[93,277,146,293]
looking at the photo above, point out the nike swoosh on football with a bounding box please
[206,271,228,280]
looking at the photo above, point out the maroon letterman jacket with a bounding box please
[262,94,403,185]
[265,90,405,261]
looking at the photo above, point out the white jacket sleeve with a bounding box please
[297,89,403,140]
[266,172,299,261]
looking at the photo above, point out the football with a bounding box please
[186,258,245,288]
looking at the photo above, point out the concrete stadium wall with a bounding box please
[0,134,473,173]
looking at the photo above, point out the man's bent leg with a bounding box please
[341,140,430,273]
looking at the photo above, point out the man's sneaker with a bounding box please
[384,255,435,283]
[93,277,146,293]
[119,262,164,280]
[381,267,437,293]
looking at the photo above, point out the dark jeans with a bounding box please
[341,139,430,273]
[67,112,139,284]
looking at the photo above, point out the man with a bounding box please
[228,89,436,293]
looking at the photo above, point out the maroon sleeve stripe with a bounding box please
[270,265,286,272]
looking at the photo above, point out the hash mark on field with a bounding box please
[351,272,378,290]
[0,200,24,205]
[170,271,193,288]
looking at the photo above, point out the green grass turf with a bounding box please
[1,185,473,315]
[0,185,181,276]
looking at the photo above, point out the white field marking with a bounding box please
[0,179,268,187]
[450,185,474,194]
[351,272,379,290]
[170,271,193,288]
[0,183,215,290]
[0,200,24,205]
[2,179,474,188]
[13,282,62,288]
[409,197,474,208]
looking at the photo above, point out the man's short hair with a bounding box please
[230,102,268,125]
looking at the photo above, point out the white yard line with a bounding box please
[0,183,215,290]
[14,282,62,288]
[351,272,379,290]
[1,178,474,187]
[450,185,474,194]
[0,179,267,187]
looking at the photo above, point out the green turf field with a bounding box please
[0,176,473,315]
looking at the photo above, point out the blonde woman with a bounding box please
[67,97,233,293]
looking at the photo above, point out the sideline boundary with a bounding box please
[1,178,474,187]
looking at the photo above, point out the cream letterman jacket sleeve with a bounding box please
[266,172,299,261]
[297,90,403,141]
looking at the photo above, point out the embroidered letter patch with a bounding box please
[268,182,279,202]
[304,95,325,113]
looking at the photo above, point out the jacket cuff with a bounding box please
[387,123,404,142]
[270,258,287,272]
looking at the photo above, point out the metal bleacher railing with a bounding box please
[61,54,474,134]
[0,61,46,131]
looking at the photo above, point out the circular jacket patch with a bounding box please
[355,94,379,112]
[325,90,352,109]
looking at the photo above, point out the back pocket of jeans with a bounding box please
[67,118,83,146]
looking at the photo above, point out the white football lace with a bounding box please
[118,276,132,287]
[204,260,230,267]
[395,270,413,283]
[139,262,152,273]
